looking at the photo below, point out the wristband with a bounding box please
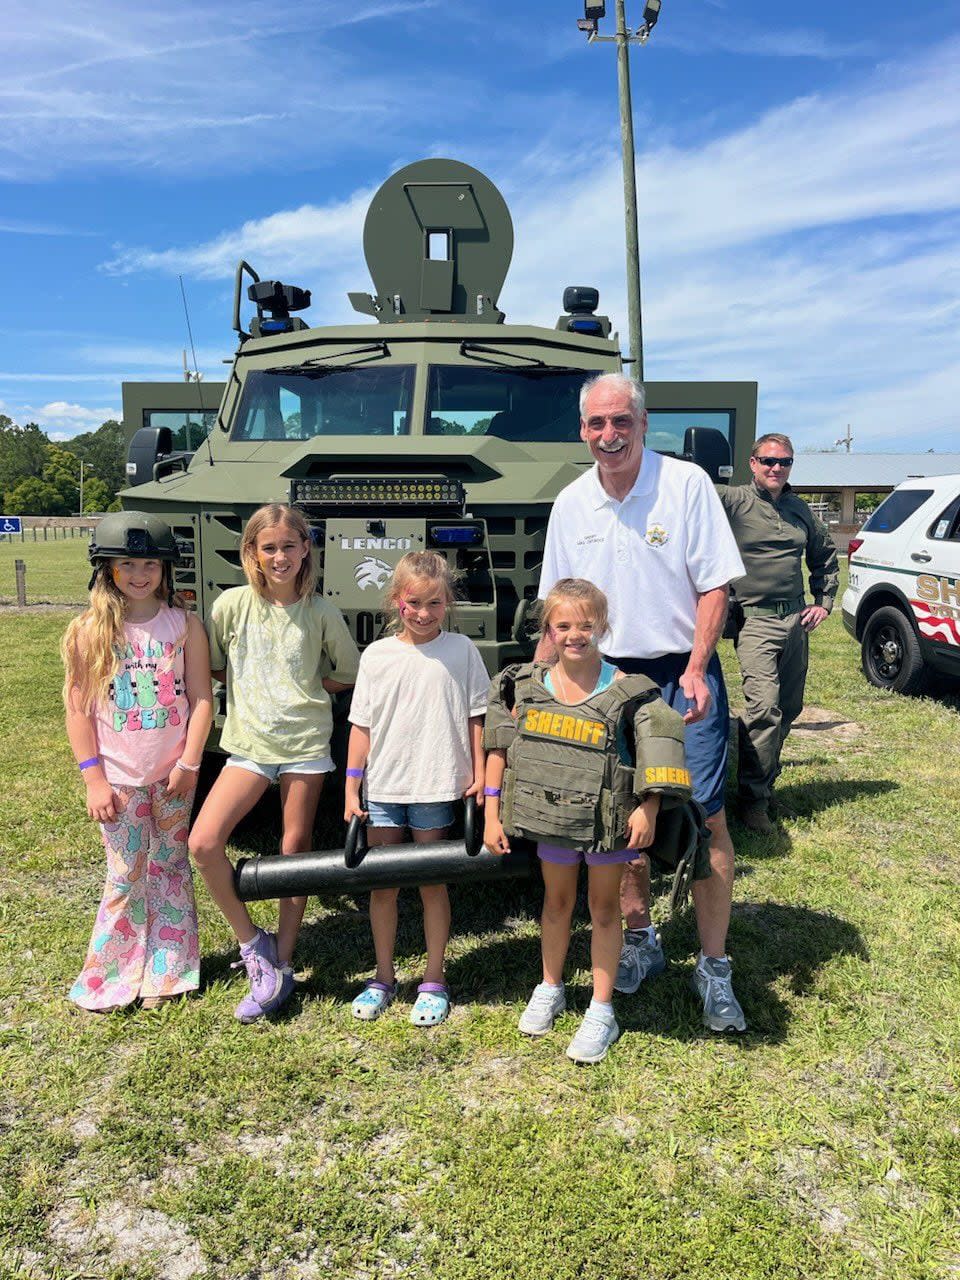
[175,759,201,773]
[78,757,100,772]
[345,767,364,778]
[483,786,502,798]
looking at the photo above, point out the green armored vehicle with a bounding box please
[123,159,757,672]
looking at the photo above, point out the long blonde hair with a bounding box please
[61,562,184,715]
[239,504,319,599]
[384,551,458,635]
[536,578,610,649]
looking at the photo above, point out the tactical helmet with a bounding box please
[88,511,181,565]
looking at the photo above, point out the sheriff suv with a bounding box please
[843,474,960,693]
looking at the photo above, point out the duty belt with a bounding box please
[741,596,805,619]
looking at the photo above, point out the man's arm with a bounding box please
[679,585,728,724]
[800,510,840,632]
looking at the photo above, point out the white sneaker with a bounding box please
[565,1007,620,1064]
[518,982,566,1036]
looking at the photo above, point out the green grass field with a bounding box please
[0,536,89,605]
[1,592,958,1280]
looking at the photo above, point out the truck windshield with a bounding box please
[232,366,415,441]
[425,366,601,442]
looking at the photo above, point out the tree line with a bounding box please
[0,416,126,516]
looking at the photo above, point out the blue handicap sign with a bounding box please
[1,516,22,534]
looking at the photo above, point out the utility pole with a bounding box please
[578,1,661,383]
[616,0,643,381]
[834,424,853,452]
[78,459,85,516]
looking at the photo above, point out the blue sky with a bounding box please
[2,0,958,451]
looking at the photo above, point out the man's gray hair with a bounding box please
[579,372,646,418]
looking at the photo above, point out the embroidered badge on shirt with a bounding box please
[645,524,669,547]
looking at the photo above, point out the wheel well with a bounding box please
[856,588,917,641]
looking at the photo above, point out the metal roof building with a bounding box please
[791,453,960,490]
[785,453,960,526]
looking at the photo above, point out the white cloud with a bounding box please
[1,398,120,435]
[0,372,125,382]
[0,0,455,180]
[36,401,119,425]
[87,32,960,452]
[102,191,374,282]
[660,25,876,61]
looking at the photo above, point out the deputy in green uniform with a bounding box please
[719,434,840,833]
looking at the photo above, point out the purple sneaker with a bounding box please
[232,929,292,1023]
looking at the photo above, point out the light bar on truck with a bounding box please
[428,524,483,546]
[291,477,464,508]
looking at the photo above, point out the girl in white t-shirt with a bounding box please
[345,552,488,1026]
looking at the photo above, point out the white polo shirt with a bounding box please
[539,449,744,658]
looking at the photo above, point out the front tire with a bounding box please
[861,606,926,694]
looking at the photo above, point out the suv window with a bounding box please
[862,489,933,533]
[928,494,960,542]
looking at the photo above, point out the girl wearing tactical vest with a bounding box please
[188,504,359,1023]
[344,551,488,1027]
[484,579,691,1063]
[62,512,213,1012]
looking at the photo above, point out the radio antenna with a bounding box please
[179,274,215,468]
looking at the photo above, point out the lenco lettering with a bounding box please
[340,537,412,551]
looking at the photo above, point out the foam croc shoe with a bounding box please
[409,982,450,1026]
[351,980,397,1021]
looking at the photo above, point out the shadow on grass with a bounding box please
[635,899,867,1046]
[773,776,898,823]
[444,895,867,1049]
[198,858,547,1003]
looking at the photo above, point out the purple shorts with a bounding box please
[537,843,637,868]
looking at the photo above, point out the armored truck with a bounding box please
[122,159,757,673]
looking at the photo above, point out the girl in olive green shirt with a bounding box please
[189,504,359,1023]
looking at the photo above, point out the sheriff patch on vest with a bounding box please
[484,663,692,854]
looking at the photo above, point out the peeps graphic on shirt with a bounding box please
[109,636,185,733]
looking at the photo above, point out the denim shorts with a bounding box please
[605,651,729,817]
[538,844,636,868]
[366,799,456,831]
[225,755,334,782]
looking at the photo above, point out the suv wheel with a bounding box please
[861,606,926,694]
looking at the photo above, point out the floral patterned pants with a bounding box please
[70,782,200,1010]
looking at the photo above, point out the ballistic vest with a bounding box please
[484,664,692,854]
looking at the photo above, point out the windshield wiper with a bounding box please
[270,342,391,374]
[458,342,545,369]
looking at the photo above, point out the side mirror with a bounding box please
[683,427,733,483]
[125,427,195,487]
[126,427,174,487]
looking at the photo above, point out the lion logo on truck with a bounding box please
[355,556,392,591]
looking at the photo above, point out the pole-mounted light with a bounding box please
[576,1,661,381]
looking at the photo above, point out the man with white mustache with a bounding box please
[538,373,747,1032]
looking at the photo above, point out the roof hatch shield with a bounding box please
[348,158,514,324]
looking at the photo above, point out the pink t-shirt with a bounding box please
[95,604,190,787]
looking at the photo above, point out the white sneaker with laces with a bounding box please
[565,1007,620,1064]
[691,955,746,1032]
[518,982,566,1036]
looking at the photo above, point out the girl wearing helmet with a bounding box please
[62,511,213,1012]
